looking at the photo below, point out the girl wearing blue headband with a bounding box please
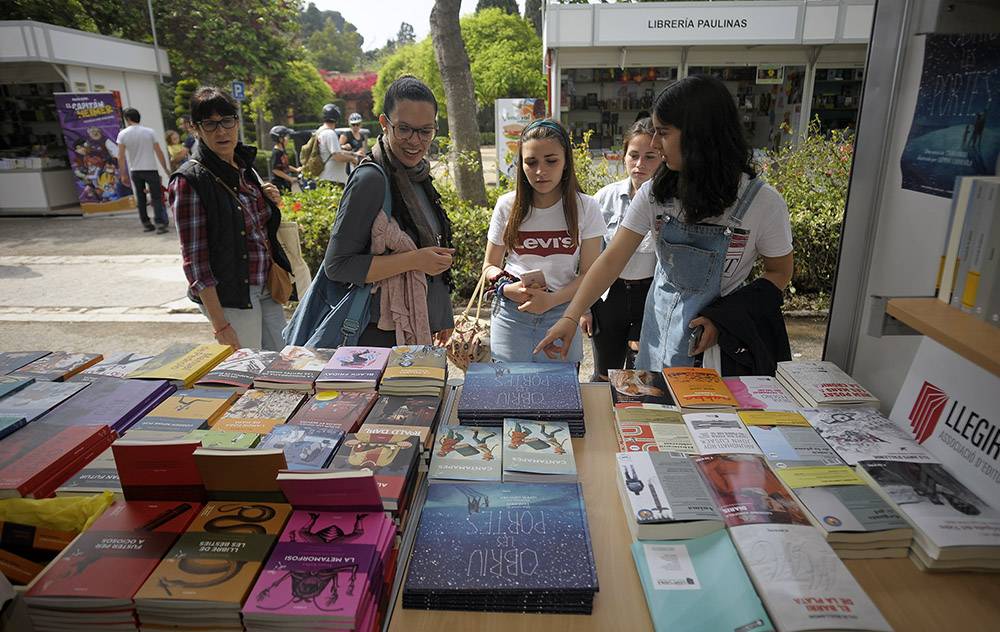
[481,118,606,365]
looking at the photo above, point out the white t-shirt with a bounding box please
[116,124,159,172]
[487,191,606,293]
[593,178,657,280]
[620,175,793,296]
[317,126,348,184]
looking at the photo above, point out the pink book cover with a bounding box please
[723,376,800,411]
[277,471,384,512]
[317,347,392,384]
[242,510,393,621]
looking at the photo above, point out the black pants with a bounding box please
[590,277,652,379]
[130,170,168,227]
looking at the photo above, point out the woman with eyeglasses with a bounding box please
[308,75,455,347]
[170,86,293,351]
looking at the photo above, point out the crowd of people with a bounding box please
[157,72,794,378]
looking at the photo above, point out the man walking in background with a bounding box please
[117,107,170,233]
[317,103,355,186]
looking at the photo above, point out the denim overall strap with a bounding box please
[635,178,763,370]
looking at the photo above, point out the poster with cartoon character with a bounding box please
[54,92,134,212]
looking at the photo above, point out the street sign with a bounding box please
[231,81,246,102]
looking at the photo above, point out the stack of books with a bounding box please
[0,374,34,399]
[428,424,503,482]
[358,394,442,452]
[801,408,937,466]
[0,422,114,498]
[723,375,801,410]
[212,389,306,436]
[608,369,683,422]
[858,460,1000,571]
[257,424,345,470]
[0,381,89,424]
[938,175,1000,321]
[458,362,586,436]
[254,345,335,392]
[194,448,287,503]
[127,343,233,388]
[13,351,103,382]
[662,367,738,411]
[741,410,843,468]
[0,520,76,586]
[776,360,880,408]
[682,412,762,456]
[0,351,51,375]
[501,419,577,482]
[242,471,395,632]
[288,390,377,434]
[329,430,421,517]
[25,501,200,632]
[134,502,292,630]
[315,346,391,391]
[79,352,155,380]
[195,348,279,390]
[403,481,599,613]
[614,417,697,454]
[36,376,174,435]
[378,345,448,397]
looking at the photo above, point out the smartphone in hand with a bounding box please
[519,269,547,290]
[687,324,704,356]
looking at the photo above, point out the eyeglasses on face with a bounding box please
[197,116,239,132]
[384,115,436,142]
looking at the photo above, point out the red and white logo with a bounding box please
[513,230,577,256]
[908,381,949,444]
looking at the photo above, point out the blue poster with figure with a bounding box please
[900,34,1000,198]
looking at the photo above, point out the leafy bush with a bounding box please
[759,121,854,296]
[281,186,343,276]
[254,149,272,179]
[480,132,495,147]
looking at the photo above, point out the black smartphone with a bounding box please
[687,325,704,356]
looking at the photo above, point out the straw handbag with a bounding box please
[446,271,492,370]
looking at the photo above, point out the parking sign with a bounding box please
[231,81,246,102]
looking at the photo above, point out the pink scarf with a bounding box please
[370,212,432,345]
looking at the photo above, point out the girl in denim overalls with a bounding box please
[482,120,606,365]
[536,76,794,372]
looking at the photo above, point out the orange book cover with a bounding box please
[662,368,738,408]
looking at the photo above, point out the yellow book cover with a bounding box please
[135,502,291,605]
[381,345,447,382]
[777,466,865,489]
[738,410,810,427]
[662,367,738,408]
[144,389,240,425]
[129,343,233,387]
[212,417,285,435]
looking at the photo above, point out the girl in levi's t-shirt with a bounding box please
[481,119,606,364]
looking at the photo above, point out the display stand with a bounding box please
[386,383,1000,631]
[886,298,1000,377]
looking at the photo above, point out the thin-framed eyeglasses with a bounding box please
[384,114,436,142]
[197,116,239,132]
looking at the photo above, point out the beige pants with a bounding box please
[276,221,312,300]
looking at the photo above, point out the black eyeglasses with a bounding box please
[197,116,239,132]
[384,114,436,142]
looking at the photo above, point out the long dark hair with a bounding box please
[649,75,755,223]
[504,119,582,250]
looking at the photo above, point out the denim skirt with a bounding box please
[490,294,583,364]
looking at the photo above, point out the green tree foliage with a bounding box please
[476,0,519,15]
[525,0,543,37]
[372,9,544,116]
[251,59,333,123]
[305,17,364,72]
[173,78,199,120]
[397,22,416,46]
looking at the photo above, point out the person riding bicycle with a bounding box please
[269,125,301,193]
[340,112,368,176]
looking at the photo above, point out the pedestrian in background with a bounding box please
[316,103,355,186]
[166,129,188,171]
[117,107,170,233]
[268,125,301,193]
[340,112,367,175]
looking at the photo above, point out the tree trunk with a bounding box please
[430,0,488,206]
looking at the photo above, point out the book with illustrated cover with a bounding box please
[0,375,34,400]
[198,429,260,450]
[695,454,811,528]
[615,419,697,454]
[380,345,448,396]
[730,523,891,632]
[0,351,50,375]
[608,370,679,406]
[723,376,801,411]
[0,423,114,499]
[130,387,239,435]
[215,389,305,434]
[112,439,205,502]
[360,394,441,449]
[25,500,200,607]
[288,390,377,433]
[328,432,419,511]
[403,482,598,613]
[81,352,156,379]
[0,380,88,423]
[801,408,938,465]
[502,419,576,482]
[195,348,279,390]
[135,501,292,626]
[459,362,582,418]
[616,451,722,540]
[747,424,845,468]
[127,343,233,388]
[428,425,502,482]
[631,531,773,632]
[257,424,344,470]
[13,351,102,382]
[315,346,392,390]
[662,367,738,410]
[776,361,879,408]
[35,377,174,435]
[254,345,335,391]
[193,448,287,502]
[682,412,761,455]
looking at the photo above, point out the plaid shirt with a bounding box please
[170,170,271,294]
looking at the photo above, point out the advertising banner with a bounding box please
[54,92,134,212]
[900,34,1000,198]
[495,98,545,181]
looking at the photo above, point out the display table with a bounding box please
[0,167,79,215]
[387,383,1000,632]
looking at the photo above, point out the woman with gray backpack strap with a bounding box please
[284,76,455,348]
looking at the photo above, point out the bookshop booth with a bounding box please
[544,0,873,153]
[0,21,170,214]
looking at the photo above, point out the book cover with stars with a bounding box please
[402,481,598,613]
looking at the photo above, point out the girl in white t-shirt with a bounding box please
[482,119,605,364]
[536,76,795,373]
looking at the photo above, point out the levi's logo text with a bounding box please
[910,381,1000,481]
[513,231,576,256]
[723,230,749,278]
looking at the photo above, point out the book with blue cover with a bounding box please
[0,416,27,440]
[0,351,50,376]
[0,381,89,423]
[257,424,344,470]
[0,375,35,400]
[36,376,174,435]
[403,481,598,613]
[631,530,773,632]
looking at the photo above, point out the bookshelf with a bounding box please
[886,298,1000,377]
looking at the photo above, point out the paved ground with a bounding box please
[0,210,826,374]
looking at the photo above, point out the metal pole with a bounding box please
[146,0,162,83]
[239,101,246,145]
